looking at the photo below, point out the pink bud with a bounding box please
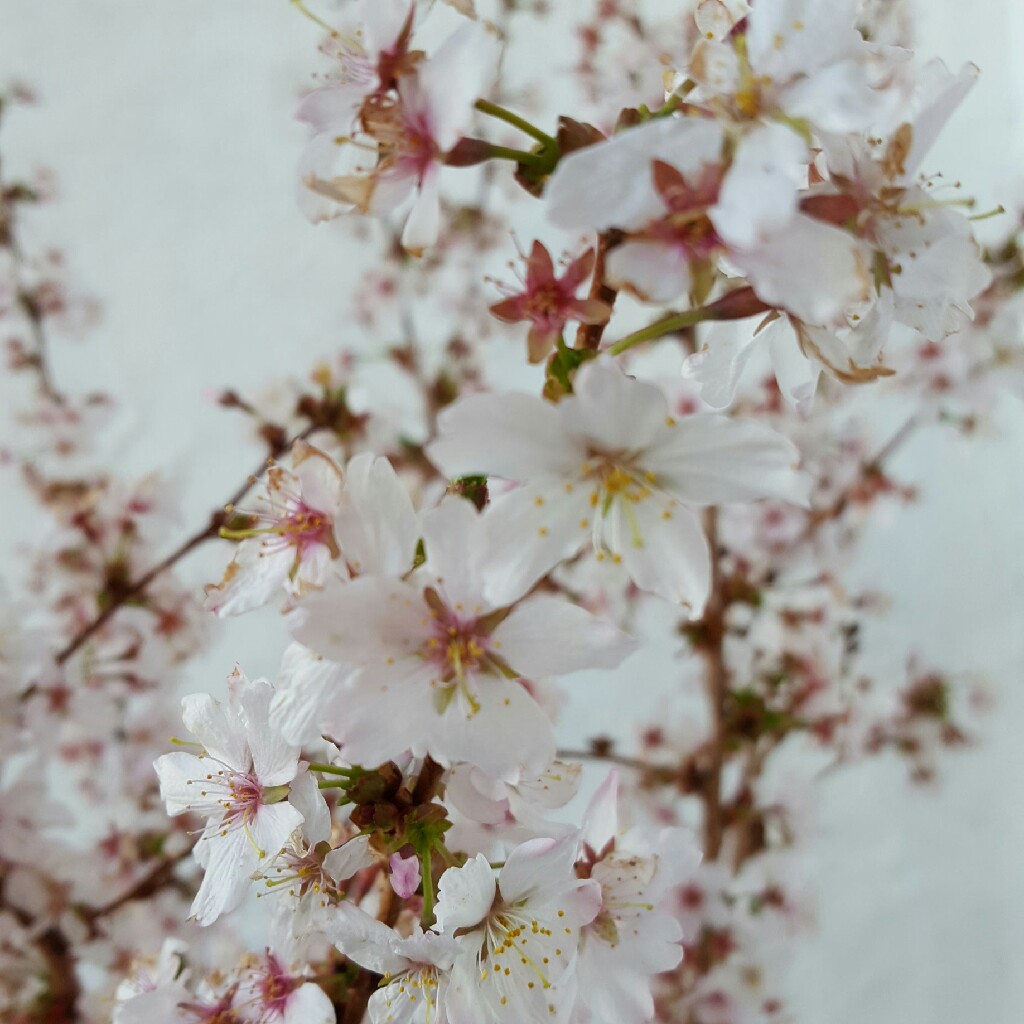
[389,851,421,899]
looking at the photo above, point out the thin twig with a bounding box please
[55,423,317,665]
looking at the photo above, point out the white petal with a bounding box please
[682,319,764,410]
[324,834,377,883]
[420,497,491,612]
[203,541,292,617]
[337,452,419,577]
[733,213,871,325]
[153,751,206,816]
[712,123,806,249]
[563,360,670,452]
[288,767,332,847]
[240,679,299,786]
[432,677,556,779]
[606,498,711,611]
[181,692,249,770]
[284,982,336,1024]
[582,770,619,852]
[189,827,256,925]
[329,903,409,975]
[546,118,723,231]
[272,643,353,747]
[293,440,345,513]
[480,480,593,609]
[427,391,580,481]
[287,577,426,667]
[492,595,636,678]
[641,415,812,506]
[251,801,305,863]
[401,165,442,251]
[607,241,692,304]
[434,852,495,932]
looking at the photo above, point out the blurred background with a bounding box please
[1,1,1022,1022]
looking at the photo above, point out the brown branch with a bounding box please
[697,508,728,860]
[574,230,619,351]
[55,423,317,666]
[0,109,65,405]
[79,847,192,929]
[556,747,668,774]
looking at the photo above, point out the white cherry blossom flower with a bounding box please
[287,497,636,778]
[437,838,602,1024]
[113,938,191,1024]
[330,906,462,1024]
[574,772,700,1024]
[303,21,500,250]
[205,445,418,616]
[237,950,335,1024]
[427,361,811,612]
[154,671,305,924]
[545,117,871,326]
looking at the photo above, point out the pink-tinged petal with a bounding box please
[435,852,496,932]
[606,498,711,611]
[239,679,299,786]
[577,939,656,1024]
[711,123,806,249]
[292,440,345,514]
[497,835,577,905]
[747,0,860,80]
[560,247,597,291]
[682,319,764,410]
[571,296,613,325]
[189,827,255,925]
[433,677,556,779]
[287,576,426,666]
[582,770,619,852]
[526,324,559,364]
[336,452,419,577]
[181,692,249,770]
[491,595,636,679]
[489,295,529,323]
[562,360,670,451]
[428,391,581,481]
[283,982,335,1024]
[389,851,421,899]
[513,760,583,812]
[445,765,508,825]
[525,240,557,287]
[324,835,377,884]
[564,878,604,928]
[607,240,691,304]
[480,479,593,608]
[641,415,812,507]
[734,213,871,326]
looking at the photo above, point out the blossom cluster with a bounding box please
[0,1,1018,1023]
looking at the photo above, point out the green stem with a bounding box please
[308,762,356,776]
[317,780,351,790]
[485,144,547,166]
[420,848,435,928]
[607,305,718,355]
[475,98,555,146]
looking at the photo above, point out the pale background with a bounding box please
[1,2,1023,1022]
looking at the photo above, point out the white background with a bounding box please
[1,2,1023,1022]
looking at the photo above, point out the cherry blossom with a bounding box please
[489,242,611,363]
[427,360,810,611]
[154,671,305,924]
[437,838,602,1024]
[287,496,636,777]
